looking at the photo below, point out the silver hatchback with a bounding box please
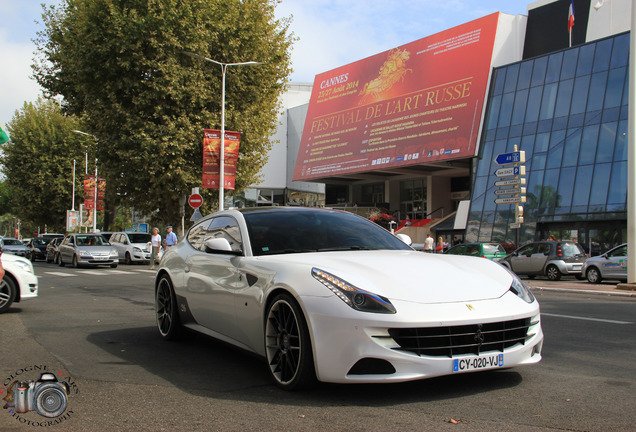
[581,244,627,283]
[500,241,587,281]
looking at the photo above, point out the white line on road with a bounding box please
[541,313,633,325]
[43,272,77,277]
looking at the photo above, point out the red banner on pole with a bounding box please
[83,175,105,210]
[202,129,241,190]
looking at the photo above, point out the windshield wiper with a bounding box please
[317,246,375,252]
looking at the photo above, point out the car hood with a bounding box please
[255,250,513,304]
[3,245,29,251]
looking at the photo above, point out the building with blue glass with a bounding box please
[466,31,630,255]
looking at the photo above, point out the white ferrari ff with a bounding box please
[155,207,543,390]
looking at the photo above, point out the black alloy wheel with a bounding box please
[265,293,316,390]
[0,277,17,313]
[156,276,181,340]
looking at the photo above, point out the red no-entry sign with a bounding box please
[188,193,203,208]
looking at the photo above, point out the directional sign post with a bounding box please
[494,150,525,165]
[494,146,526,238]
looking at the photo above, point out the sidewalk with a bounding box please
[524,278,636,297]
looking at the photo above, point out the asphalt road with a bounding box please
[1,262,635,431]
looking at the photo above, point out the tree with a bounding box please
[34,0,293,224]
[1,98,85,231]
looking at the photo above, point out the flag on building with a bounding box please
[568,0,575,47]
[0,122,9,144]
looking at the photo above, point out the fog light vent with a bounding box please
[347,358,396,375]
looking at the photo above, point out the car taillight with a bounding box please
[556,244,562,258]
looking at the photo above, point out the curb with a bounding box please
[530,286,636,297]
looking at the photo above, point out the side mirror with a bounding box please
[396,233,412,246]
[204,238,242,256]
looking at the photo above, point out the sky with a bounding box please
[0,0,531,129]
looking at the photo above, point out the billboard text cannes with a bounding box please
[293,13,500,181]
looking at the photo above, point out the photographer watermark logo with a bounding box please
[1,365,79,426]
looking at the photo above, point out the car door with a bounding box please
[528,243,551,274]
[603,245,628,279]
[183,216,247,343]
[509,244,535,273]
[59,236,74,262]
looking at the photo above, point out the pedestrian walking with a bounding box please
[150,227,162,269]
[436,236,444,253]
[165,225,178,248]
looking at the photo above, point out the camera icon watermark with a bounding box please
[2,365,78,425]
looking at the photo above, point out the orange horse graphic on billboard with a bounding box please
[359,48,412,105]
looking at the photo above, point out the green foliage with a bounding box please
[1,98,85,231]
[34,0,293,224]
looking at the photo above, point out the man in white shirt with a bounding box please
[424,234,434,253]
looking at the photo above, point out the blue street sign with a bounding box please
[495,151,525,165]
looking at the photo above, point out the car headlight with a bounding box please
[111,249,119,256]
[504,268,535,303]
[133,247,142,253]
[311,268,396,314]
[13,259,34,274]
[79,250,92,257]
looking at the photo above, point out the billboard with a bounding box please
[202,129,241,190]
[293,13,500,181]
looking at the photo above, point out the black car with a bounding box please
[45,237,63,263]
[26,237,53,262]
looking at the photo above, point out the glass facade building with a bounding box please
[466,32,629,255]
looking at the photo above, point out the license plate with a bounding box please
[94,256,107,260]
[453,354,503,372]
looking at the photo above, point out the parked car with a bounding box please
[26,237,53,262]
[155,207,542,390]
[0,252,39,313]
[445,242,507,261]
[45,237,63,263]
[1,237,31,257]
[57,234,119,268]
[581,243,627,284]
[109,232,152,264]
[499,240,587,281]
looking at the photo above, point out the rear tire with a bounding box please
[0,276,17,313]
[546,264,562,281]
[156,276,181,340]
[586,267,602,284]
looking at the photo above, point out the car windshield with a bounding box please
[3,239,23,246]
[244,209,412,256]
[76,235,109,246]
[483,243,505,254]
[127,233,151,243]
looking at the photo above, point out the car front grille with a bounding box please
[387,318,531,357]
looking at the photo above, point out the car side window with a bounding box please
[608,246,627,257]
[535,243,550,255]
[517,244,534,256]
[204,217,243,254]
[465,244,480,256]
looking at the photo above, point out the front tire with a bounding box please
[586,267,602,284]
[58,253,65,267]
[156,275,181,340]
[265,293,316,390]
[72,254,79,268]
[125,253,132,265]
[546,264,562,281]
[0,276,17,313]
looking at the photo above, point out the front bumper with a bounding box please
[303,293,543,384]
[78,256,119,266]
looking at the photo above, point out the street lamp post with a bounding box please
[184,52,261,211]
[72,130,99,232]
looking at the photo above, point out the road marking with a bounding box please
[136,269,157,273]
[541,313,633,325]
[43,272,77,277]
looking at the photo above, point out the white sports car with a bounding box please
[0,252,39,313]
[155,207,543,389]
